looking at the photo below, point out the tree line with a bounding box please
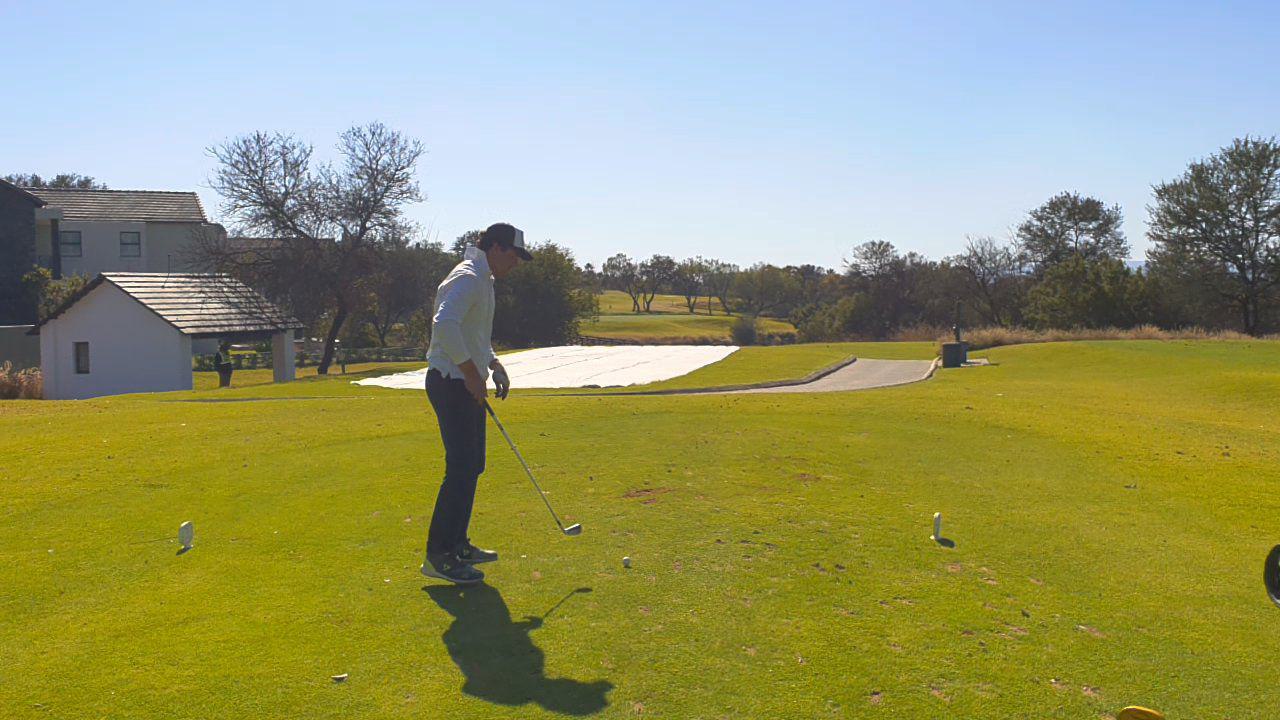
[591,137,1280,340]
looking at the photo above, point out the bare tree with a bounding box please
[194,122,424,373]
[949,236,1027,326]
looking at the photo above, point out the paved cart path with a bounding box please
[720,358,938,394]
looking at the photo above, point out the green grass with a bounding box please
[585,290,795,343]
[192,362,425,392]
[595,290,726,315]
[3,341,1280,718]
[583,313,796,343]
[532,341,937,394]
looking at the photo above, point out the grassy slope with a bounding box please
[583,313,796,342]
[586,290,795,342]
[2,341,1279,718]
[192,362,425,392]
[595,290,726,315]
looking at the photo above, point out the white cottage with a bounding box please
[29,273,302,400]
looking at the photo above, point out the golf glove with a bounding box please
[492,363,511,400]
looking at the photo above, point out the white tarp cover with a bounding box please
[353,345,739,390]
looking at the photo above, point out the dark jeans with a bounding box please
[425,368,487,556]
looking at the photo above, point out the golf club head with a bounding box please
[563,523,583,536]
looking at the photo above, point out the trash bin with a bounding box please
[941,342,968,368]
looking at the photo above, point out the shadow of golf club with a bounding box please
[425,583,612,715]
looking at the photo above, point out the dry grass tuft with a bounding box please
[0,362,43,400]
[937,325,1268,351]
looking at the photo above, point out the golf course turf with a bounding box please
[2,341,1278,717]
[584,290,797,344]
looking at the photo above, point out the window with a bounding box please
[74,342,90,374]
[59,231,82,258]
[120,231,141,257]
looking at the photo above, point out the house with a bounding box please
[0,180,226,324]
[28,273,302,400]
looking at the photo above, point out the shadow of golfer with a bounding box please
[426,584,613,715]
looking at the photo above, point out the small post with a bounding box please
[178,521,194,550]
[272,331,296,383]
[931,512,942,542]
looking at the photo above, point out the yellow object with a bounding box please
[1117,707,1164,720]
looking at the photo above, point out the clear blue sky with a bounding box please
[3,1,1277,269]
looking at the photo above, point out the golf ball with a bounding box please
[622,556,632,568]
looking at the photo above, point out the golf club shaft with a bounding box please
[484,402,570,532]
[542,589,577,619]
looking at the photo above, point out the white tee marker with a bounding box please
[930,513,942,542]
[178,521,194,550]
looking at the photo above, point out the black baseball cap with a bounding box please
[483,222,533,261]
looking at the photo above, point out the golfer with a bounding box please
[421,222,531,584]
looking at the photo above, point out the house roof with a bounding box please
[29,273,303,338]
[0,179,48,207]
[23,188,209,223]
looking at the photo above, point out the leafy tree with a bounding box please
[1017,192,1128,270]
[493,243,598,347]
[601,253,642,312]
[702,259,739,315]
[21,268,91,320]
[1143,246,1239,329]
[2,173,107,189]
[193,122,424,373]
[362,241,455,346]
[1149,136,1280,335]
[1024,256,1148,329]
[731,263,800,316]
[793,294,868,342]
[842,241,957,338]
[673,258,707,313]
[638,254,677,312]
[785,264,840,308]
[450,229,484,258]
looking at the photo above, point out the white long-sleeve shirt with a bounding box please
[426,246,496,381]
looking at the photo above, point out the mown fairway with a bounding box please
[2,341,1279,718]
[584,290,796,343]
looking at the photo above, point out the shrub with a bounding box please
[0,362,42,399]
[730,315,760,346]
[938,325,1262,352]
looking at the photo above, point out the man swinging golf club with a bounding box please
[421,222,531,585]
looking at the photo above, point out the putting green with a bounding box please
[2,340,1278,718]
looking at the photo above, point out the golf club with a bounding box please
[484,401,583,537]
[1265,545,1280,609]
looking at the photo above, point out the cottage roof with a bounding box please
[29,273,303,337]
